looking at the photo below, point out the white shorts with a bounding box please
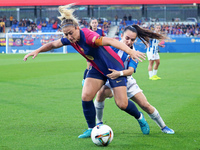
[147,50,160,60]
[105,76,143,99]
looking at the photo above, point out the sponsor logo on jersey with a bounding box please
[86,55,94,60]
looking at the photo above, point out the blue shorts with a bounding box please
[87,66,127,88]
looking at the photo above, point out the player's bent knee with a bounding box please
[115,101,128,110]
[82,92,95,101]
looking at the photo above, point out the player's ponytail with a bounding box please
[123,25,165,47]
[58,4,79,28]
[132,24,165,47]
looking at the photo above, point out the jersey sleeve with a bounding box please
[83,28,100,48]
[128,58,138,73]
[61,37,71,45]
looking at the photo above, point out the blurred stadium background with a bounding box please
[1,1,200,150]
[0,0,200,53]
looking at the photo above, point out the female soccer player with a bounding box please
[94,25,174,134]
[89,18,106,36]
[147,24,165,80]
[23,4,147,138]
[82,18,106,86]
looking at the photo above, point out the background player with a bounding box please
[147,24,165,80]
[94,25,174,134]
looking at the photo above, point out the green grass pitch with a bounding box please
[0,53,199,150]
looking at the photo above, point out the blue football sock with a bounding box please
[123,100,140,119]
[82,100,96,128]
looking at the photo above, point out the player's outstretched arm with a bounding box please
[23,39,63,61]
[101,37,146,62]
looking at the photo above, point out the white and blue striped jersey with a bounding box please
[110,46,138,77]
[147,39,159,54]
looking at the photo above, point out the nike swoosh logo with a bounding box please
[116,80,122,83]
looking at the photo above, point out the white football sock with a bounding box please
[149,71,153,78]
[148,108,166,129]
[153,69,158,76]
[94,99,105,124]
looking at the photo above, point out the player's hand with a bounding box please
[107,68,121,79]
[23,51,39,61]
[130,50,146,62]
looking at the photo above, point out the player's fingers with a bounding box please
[133,56,142,62]
[137,53,146,61]
[32,54,38,59]
[111,76,117,80]
[139,55,146,61]
[23,55,29,61]
[139,52,146,58]
[106,74,111,78]
[108,68,115,72]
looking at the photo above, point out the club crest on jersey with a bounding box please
[86,55,94,60]
[127,56,131,62]
[81,48,84,52]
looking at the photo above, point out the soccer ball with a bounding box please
[91,124,114,146]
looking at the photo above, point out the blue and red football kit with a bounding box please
[60,28,144,131]
[61,28,126,87]
[82,28,105,81]
[95,28,106,36]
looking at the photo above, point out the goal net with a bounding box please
[5,32,67,54]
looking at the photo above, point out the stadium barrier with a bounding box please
[1,33,200,53]
[2,32,67,54]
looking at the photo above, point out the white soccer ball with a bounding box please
[91,124,114,146]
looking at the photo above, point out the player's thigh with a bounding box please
[155,58,160,65]
[82,77,104,101]
[112,86,128,109]
[148,60,154,66]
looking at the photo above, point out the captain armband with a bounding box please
[94,36,103,46]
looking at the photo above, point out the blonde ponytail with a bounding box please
[58,4,79,28]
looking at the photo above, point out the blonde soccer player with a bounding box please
[23,4,147,138]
